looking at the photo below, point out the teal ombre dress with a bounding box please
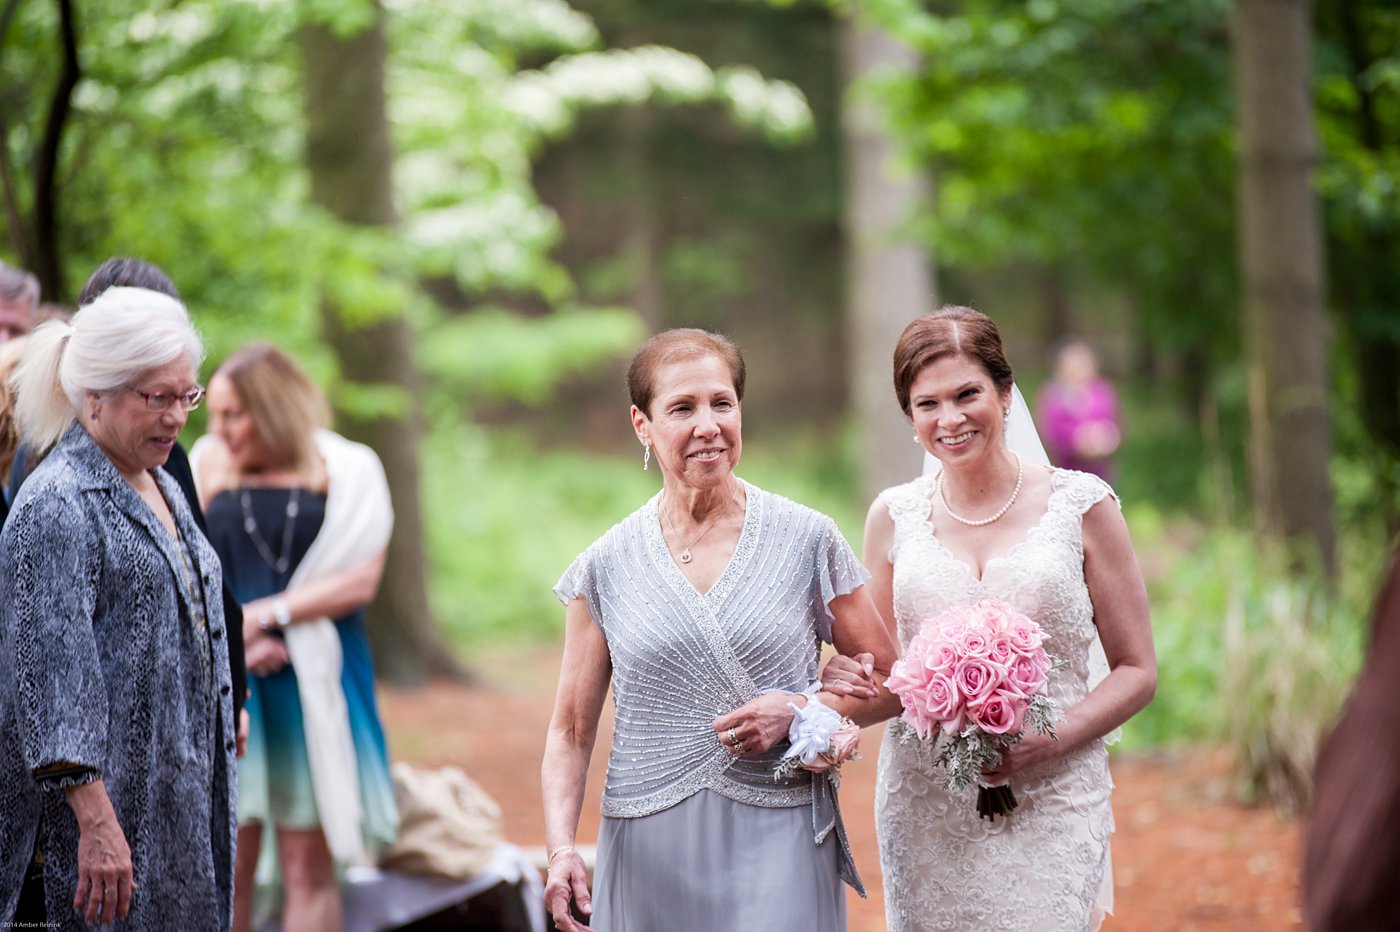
[206,487,397,854]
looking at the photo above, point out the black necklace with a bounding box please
[240,487,301,575]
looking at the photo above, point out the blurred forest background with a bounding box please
[3,0,1398,809]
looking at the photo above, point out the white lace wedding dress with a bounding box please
[875,468,1116,932]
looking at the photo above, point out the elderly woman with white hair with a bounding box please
[0,287,237,929]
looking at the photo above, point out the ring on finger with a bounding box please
[726,727,741,749]
[735,739,747,754]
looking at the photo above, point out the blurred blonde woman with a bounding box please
[191,343,397,932]
[0,337,28,489]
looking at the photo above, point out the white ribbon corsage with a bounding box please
[774,686,861,784]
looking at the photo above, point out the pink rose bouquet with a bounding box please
[885,599,1061,820]
[774,693,861,786]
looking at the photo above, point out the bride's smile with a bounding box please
[908,355,1012,467]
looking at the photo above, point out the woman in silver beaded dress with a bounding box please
[542,328,901,932]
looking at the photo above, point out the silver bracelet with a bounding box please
[547,844,576,865]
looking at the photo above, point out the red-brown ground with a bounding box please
[379,646,1302,931]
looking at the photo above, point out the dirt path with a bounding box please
[379,646,1302,930]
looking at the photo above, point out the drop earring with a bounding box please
[643,442,651,471]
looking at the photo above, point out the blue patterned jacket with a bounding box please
[0,422,236,929]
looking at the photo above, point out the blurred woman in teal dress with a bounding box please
[191,343,398,932]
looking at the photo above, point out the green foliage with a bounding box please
[520,0,846,418]
[1117,512,1373,790]
[423,423,655,646]
[391,0,812,312]
[299,0,377,36]
[862,0,1238,365]
[420,307,645,406]
[1315,3,1400,502]
[510,47,812,145]
[845,0,1400,530]
[1219,572,1360,812]
[2,0,813,368]
[1111,385,1220,515]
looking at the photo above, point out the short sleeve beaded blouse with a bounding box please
[554,479,870,818]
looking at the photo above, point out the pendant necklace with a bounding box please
[937,452,1023,527]
[660,492,741,564]
[241,486,301,574]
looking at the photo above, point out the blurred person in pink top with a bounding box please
[1036,338,1120,480]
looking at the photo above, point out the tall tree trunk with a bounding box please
[1232,0,1334,572]
[839,12,933,503]
[30,0,78,302]
[299,2,461,684]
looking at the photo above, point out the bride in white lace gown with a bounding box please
[832,307,1156,931]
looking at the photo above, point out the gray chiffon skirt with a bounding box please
[591,790,847,931]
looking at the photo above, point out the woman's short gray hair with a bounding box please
[12,286,204,452]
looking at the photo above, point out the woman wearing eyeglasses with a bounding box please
[191,343,397,932]
[0,287,236,928]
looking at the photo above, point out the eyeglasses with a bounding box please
[125,386,206,412]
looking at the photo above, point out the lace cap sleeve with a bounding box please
[1058,469,1119,517]
[815,514,871,641]
[552,548,602,630]
[880,475,932,564]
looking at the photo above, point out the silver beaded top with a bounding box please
[554,480,870,818]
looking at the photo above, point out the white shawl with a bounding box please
[192,429,394,864]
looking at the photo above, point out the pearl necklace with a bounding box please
[936,452,1023,527]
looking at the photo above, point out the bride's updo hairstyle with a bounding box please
[627,327,746,418]
[892,305,1014,417]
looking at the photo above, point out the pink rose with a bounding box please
[898,701,939,741]
[804,720,862,772]
[955,626,993,659]
[937,619,970,645]
[936,706,966,737]
[887,655,935,740]
[925,642,959,675]
[1005,653,1049,698]
[887,652,931,697]
[968,689,1028,735]
[923,670,963,728]
[1008,618,1046,654]
[985,636,1016,669]
[953,656,1001,707]
[976,600,1015,637]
